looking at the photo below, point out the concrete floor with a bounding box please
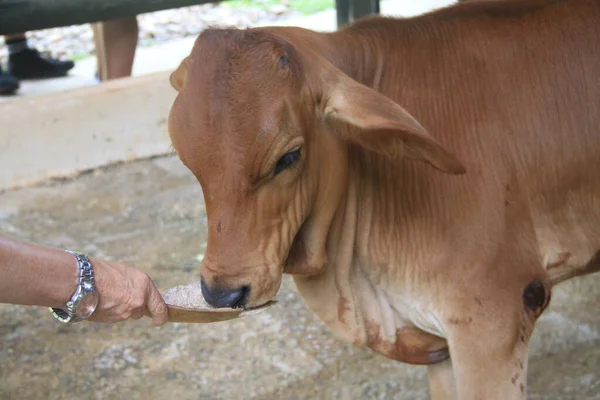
[1,156,599,400]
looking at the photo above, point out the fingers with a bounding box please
[130,309,145,320]
[146,280,169,326]
[126,274,167,326]
[88,258,168,326]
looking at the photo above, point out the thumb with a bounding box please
[146,283,169,326]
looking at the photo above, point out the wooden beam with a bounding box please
[0,0,219,35]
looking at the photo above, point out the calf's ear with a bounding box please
[170,56,190,92]
[322,73,466,174]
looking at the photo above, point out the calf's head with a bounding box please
[168,28,465,309]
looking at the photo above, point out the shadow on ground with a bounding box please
[1,156,599,400]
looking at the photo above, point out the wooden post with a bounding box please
[336,0,351,29]
[351,0,380,20]
[336,0,380,29]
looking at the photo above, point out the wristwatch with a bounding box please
[49,250,99,323]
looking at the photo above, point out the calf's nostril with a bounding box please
[200,279,249,309]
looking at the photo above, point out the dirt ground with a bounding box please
[1,156,599,400]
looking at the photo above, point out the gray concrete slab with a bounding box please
[0,71,176,190]
[1,156,599,399]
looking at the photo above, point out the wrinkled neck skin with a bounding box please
[288,25,450,365]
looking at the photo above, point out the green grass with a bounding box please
[69,50,90,61]
[227,0,334,15]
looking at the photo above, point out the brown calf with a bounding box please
[167,0,600,398]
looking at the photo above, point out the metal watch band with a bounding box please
[49,250,97,323]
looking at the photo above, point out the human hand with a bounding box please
[88,258,168,326]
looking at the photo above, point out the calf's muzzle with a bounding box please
[200,279,250,309]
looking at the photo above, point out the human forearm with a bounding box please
[0,233,78,309]
[0,233,168,325]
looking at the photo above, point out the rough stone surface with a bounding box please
[1,156,599,399]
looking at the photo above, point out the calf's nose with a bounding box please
[201,279,249,308]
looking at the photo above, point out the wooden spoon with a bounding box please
[162,281,276,324]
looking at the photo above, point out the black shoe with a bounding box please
[8,48,75,80]
[0,64,20,95]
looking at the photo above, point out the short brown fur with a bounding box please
[168,0,600,398]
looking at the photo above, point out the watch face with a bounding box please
[76,292,99,319]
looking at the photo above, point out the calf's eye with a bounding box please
[274,148,301,176]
